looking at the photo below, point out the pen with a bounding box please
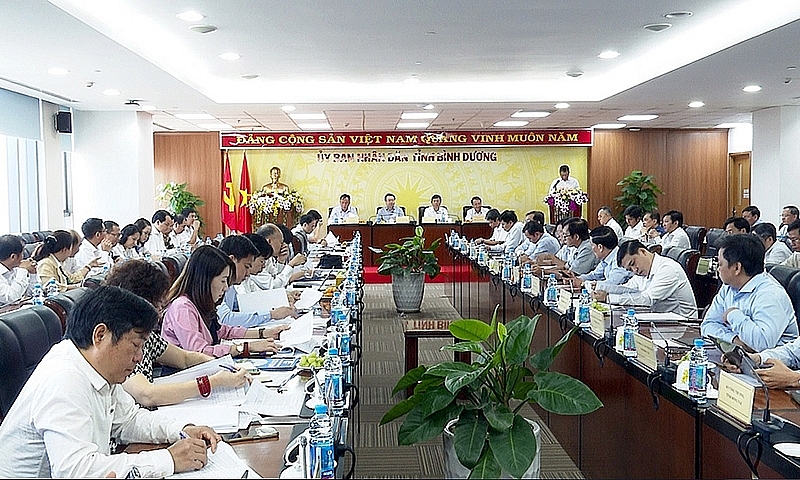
[219,364,238,373]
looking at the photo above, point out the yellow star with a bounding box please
[239,188,251,207]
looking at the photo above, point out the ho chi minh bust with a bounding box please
[263,166,289,195]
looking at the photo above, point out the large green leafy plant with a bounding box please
[156,182,206,225]
[376,225,441,278]
[614,170,663,222]
[380,308,602,478]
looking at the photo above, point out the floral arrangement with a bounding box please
[249,189,304,224]
[543,187,589,214]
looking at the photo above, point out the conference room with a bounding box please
[3,1,800,478]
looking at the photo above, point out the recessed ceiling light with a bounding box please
[425,31,437,36]
[423,104,435,110]
[644,23,672,32]
[788,66,797,71]
[397,122,430,129]
[598,50,619,59]
[141,105,156,111]
[618,114,658,121]
[175,113,215,120]
[688,101,705,108]
[592,123,627,129]
[565,70,583,78]
[664,11,692,19]
[177,11,204,22]
[743,85,762,93]
[281,105,296,112]
[103,89,120,96]
[401,112,438,120]
[239,74,259,80]
[715,123,752,129]
[290,113,327,120]
[47,67,70,76]
[554,103,570,109]
[629,128,642,132]
[297,123,331,130]
[198,123,232,130]
[511,111,551,118]
[403,75,420,85]
[493,120,529,127]
[219,52,240,61]
[189,24,217,34]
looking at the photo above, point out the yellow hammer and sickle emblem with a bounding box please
[223,181,236,212]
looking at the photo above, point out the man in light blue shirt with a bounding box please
[569,226,631,289]
[376,193,403,223]
[518,221,560,263]
[701,234,797,352]
[217,235,296,328]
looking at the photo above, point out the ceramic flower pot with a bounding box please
[391,272,425,313]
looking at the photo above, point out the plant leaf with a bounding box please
[425,361,476,378]
[445,366,485,394]
[488,415,536,478]
[417,386,456,418]
[380,395,422,425]
[529,326,576,371]
[450,319,493,342]
[503,316,536,365]
[441,341,483,353]
[414,375,443,396]
[468,447,501,479]
[398,403,463,445]
[391,365,427,396]
[484,404,514,431]
[511,380,537,400]
[454,411,489,469]
[529,371,603,415]
[497,322,508,342]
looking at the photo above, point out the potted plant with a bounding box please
[156,182,206,226]
[376,225,440,313]
[380,308,602,478]
[614,170,663,223]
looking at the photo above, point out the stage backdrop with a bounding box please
[225,146,588,227]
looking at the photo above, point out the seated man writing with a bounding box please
[472,209,505,247]
[0,286,219,477]
[593,239,697,318]
[565,226,631,289]
[517,220,560,264]
[535,218,598,276]
[701,233,797,351]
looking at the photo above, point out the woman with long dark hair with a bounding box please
[35,230,99,292]
[112,224,141,260]
[160,245,287,357]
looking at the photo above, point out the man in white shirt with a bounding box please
[0,285,219,478]
[423,194,449,222]
[594,240,698,318]
[103,220,121,260]
[473,209,505,246]
[498,210,524,254]
[376,193,403,223]
[549,164,580,193]
[329,193,358,224]
[777,205,799,247]
[657,210,692,250]
[780,220,800,268]
[144,210,175,257]
[169,214,192,248]
[0,234,38,306]
[597,206,624,241]
[254,223,306,288]
[753,223,792,265]
[179,207,201,246]
[742,205,762,227]
[74,217,112,270]
[465,196,490,222]
[622,205,644,240]
[724,216,750,235]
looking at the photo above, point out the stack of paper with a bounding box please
[168,441,260,479]
[237,288,290,314]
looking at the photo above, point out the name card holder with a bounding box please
[342,215,359,224]
[696,258,710,276]
[717,371,756,425]
[633,333,658,370]
[557,290,572,314]
[589,308,606,337]
[396,215,412,224]
[530,276,541,297]
[470,215,485,222]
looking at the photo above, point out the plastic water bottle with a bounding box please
[336,323,351,383]
[32,283,45,306]
[688,338,708,404]
[45,278,59,298]
[545,274,558,307]
[578,288,591,328]
[501,255,511,282]
[324,348,345,416]
[623,308,637,358]
[308,404,335,479]
[521,263,532,291]
[205,236,212,245]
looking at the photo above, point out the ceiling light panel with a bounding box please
[174,113,215,120]
[618,114,658,121]
[400,112,438,120]
[290,113,327,120]
[511,111,551,118]
[592,123,627,129]
[493,120,529,127]
[297,123,331,130]
[396,122,430,128]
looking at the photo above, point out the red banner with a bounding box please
[221,152,238,232]
[236,153,252,233]
[220,129,592,149]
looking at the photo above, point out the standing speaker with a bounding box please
[55,111,72,133]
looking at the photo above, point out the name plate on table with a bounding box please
[633,332,658,370]
[530,276,541,296]
[396,215,412,223]
[696,257,710,276]
[470,215,485,222]
[342,215,359,224]
[589,308,606,337]
[557,290,572,314]
[404,319,453,332]
[717,371,756,425]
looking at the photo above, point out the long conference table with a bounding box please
[447,244,800,479]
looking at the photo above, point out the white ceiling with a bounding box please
[1,0,799,132]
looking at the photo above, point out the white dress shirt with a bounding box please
[487,226,509,252]
[0,262,36,305]
[502,222,525,254]
[169,228,193,247]
[0,340,183,478]
[601,254,698,318]
[423,205,449,221]
[765,241,792,265]
[74,238,109,270]
[658,227,692,250]
[144,230,168,256]
[623,221,644,240]
[465,206,489,221]
[252,257,299,289]
[604,218,625,242]
[329,205,358,224]
[549,176,581,192]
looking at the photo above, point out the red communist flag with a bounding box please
[221,151,238,232]
[236,152,253,233]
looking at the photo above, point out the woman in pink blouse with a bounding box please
[161,245,288,357]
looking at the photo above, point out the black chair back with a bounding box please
[44,287,89,333]
[0,305,63,417]
[769,265,800,290]
[786,274,800,329]
[544,223,555,235]
[462,205,492,220]
[22,242,40,260]
[684,226,707,252]
[705,228,725,257]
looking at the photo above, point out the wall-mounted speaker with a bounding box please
[55,111,72,133]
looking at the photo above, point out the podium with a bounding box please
[549,204,582,224]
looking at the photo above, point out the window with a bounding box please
[0,134,43,233]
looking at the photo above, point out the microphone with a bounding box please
[650,322,678,384]
[366,215,377,226]
[742,353,785,438]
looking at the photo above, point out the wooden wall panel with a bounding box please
[153,132,222,236]
[588,129,728,230]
